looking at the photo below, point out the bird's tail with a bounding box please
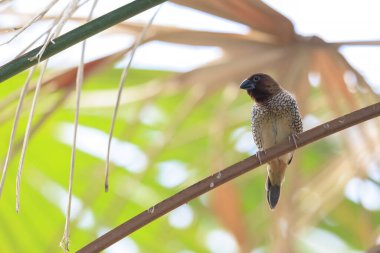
[266,176,281,209]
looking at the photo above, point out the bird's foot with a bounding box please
[289,133,299,148]
[257,150,267,165]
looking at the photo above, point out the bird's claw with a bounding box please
[289,133,299,148]
[257,150,267,165]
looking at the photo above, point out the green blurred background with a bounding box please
[0,1,380,253]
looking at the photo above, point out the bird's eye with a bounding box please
[253,76,260,82]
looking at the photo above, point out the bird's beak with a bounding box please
[240,79,255,90]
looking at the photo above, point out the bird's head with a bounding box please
[240,73,282,103]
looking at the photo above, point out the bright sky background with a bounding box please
[262,0,380,92]
[139,0,380,91]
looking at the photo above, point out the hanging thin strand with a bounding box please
[104,5,162,192]
[15,0,82,213]
[60,0,99,251]
[16,61,48,213]
[0,66,36,198]
[12,90,72,155]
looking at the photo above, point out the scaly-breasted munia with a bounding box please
[240,73,303,209]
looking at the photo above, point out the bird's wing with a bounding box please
[290,98,303,134]
[287,96,303,165]
[251,105,264,150]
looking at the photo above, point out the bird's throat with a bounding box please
[247,89,274,103]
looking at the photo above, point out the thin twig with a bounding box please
[0,66,36,198]
[15,61,48,213]
[13,90,72,156]
[15,0,84,214]
[104,4,162,192]
[77,102,380,253]
[60,0,99,252]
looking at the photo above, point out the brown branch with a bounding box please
[77,102,380,253]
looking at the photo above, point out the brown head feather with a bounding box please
[242,73,283,103]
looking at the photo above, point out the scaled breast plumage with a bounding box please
[251,91,303,150]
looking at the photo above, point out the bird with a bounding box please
[240,73,303,209]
